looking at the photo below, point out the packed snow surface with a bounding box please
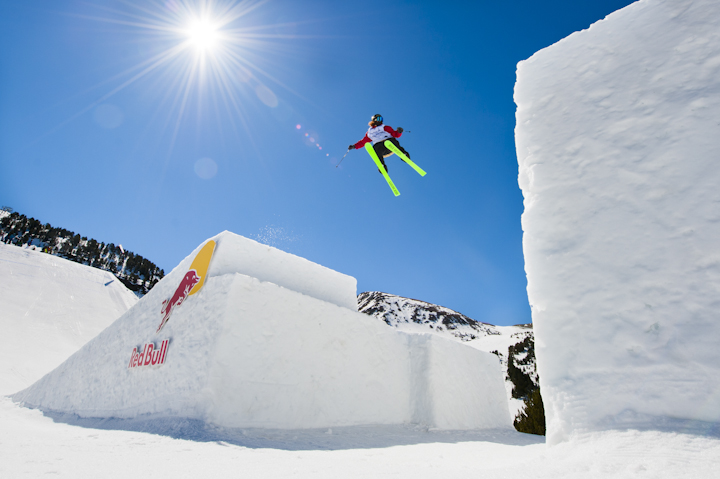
[13,231,510,431]
[0,243,137,395]
[3,397,719,478]
[515,0,720,443]
[2,229,719,476]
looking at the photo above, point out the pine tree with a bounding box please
[0,211,164,295]
[514,388,546,436]
[507,344,535,399]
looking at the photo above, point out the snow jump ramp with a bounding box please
[13,232,510,431]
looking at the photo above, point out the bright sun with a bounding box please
[186,18,220,52]
[77,0,300,153]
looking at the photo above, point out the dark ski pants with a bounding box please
[373,137,410,172]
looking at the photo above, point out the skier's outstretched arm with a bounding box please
[349,134,371,150]
[384,125,404,138]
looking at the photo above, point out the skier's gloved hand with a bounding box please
[396,127,404,133]
[348,144,355,150]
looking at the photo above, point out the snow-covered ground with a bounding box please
[1,237,719,476]
[2,396,719,478]
[3,235,719,477]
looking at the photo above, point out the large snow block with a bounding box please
[208,231,357,311]
[515,0,720,443]
[13,233,510,431]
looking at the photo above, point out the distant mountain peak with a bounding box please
[357,291,500,342]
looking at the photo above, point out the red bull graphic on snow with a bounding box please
[156,240,216,333]
[128,340,169,369]
[158,270,200,332]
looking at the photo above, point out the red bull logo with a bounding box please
[155,240,216,334]
[157,270,201,333]
[128,340,169,369]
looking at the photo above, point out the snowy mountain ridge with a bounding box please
[358,291,502,341]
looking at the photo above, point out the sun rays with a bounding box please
[71,0,306,155]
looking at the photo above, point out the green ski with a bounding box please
[383,140,426,176]
[365,143,400,196]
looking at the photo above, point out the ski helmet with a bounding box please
[371,114,383,124]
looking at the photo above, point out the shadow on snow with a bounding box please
[37,408,545,451]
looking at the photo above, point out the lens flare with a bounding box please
[194,157,218,179]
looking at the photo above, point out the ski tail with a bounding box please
[365,143,400,196]
[383,140,426,177]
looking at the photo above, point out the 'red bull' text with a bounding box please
[128,340,169,369]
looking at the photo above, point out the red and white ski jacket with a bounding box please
[353,124,402,149]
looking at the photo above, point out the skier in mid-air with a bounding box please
[348,114,410,172]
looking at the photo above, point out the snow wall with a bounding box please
[13,231,510,431]
[515,0,720,443]
[0,243,138,395]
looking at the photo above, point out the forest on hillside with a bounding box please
[0,209,163,295]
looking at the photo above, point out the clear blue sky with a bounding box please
[0,0,635,325]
